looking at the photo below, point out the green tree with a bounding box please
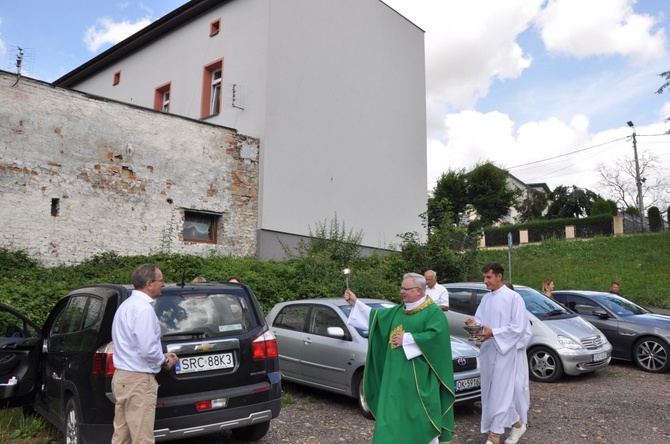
[591,198,618,216]
[427,169,469,227]
[466,162,522,228]
[515,188,549,222]
[546,185,602,219]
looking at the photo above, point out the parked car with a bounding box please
[444,283,612,383]
[553,290,670,373]
[0,281,281,443]
[265,298,481,418]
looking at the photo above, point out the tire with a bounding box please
[528,346,563,383]
[231,421,270,442]
[63,397,82,444]
[352,371,373,419]
[633,336,670,373]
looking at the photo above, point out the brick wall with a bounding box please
[0,71,258,266]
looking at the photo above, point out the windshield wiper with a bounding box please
[546,309,565,317]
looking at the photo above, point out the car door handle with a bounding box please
[51,372,62,381]
[303,338,312,344]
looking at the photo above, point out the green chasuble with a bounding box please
[365,298,455,444]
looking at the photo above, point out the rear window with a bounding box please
[155,289,257,337]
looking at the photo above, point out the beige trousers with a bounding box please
[111,369,159,444]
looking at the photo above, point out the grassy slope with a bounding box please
[477,230,670,309]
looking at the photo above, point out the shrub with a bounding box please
[648,206,663,232]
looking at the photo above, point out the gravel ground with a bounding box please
[184,360,670,444]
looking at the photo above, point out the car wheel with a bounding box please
[633,336,670,373]
[64,397,82,444]
[231,421,270,442]
[528,346,563,383]
[352,370,373,419]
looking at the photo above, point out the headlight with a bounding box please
[557,335,582,350]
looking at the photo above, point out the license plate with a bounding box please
[592,352,607,362]
[175,353,234,374]
[455,377,480,392]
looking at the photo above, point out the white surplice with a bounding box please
[474,285,533,434]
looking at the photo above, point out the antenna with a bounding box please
[6,46,35,87]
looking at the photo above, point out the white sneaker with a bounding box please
[504,424,527,444]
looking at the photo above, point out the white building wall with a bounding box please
[1,72,258,266]
[261,0,426,251]
[67,0,426,257]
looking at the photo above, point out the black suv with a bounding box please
[0,282,281,443]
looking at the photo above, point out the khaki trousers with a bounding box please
[111,369,159,444]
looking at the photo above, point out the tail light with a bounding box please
[251,328,278,360]
[93,342,116,376]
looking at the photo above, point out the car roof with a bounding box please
[276,298,394,306]
[445,282,532,290]
[553,290,617,297]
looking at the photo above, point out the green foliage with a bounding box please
[396,218,480,284]
[546,185,602,219]
[428,162,521,229]
[625,206,640,216]
[478,231,670,309]
[428,169,468,226]
[0,408,56,443]
[466,162,522,228]
[514,189,549,223]
[287,214,363,265]
[647,206,663,232]
[591,198,618,216]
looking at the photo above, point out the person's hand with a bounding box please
[344,289,357,306]
[465,318,475,326]
[476,326,493,343]
[163,352,179,370]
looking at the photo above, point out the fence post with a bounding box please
[613,216,624,235]
[520,230,529,244]
[565,225,575,239]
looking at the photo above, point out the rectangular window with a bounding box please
[113,70,121,86]
[154,82,171,112]
[210,18,221,36]
[183,211,219,244]
[200,59,223,118]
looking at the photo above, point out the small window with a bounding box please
[113,70,121,86]
[210,18,221,36]
[183,211,219,243]
[154,82,171,112]
[309,307,345,336]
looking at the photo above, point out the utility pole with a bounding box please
[627,121,645,231]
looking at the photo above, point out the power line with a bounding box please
[507,136,627,170]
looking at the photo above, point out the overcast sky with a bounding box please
[1,0,669,208]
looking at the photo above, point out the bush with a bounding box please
[648,207,663,232]
[483,215,613,246]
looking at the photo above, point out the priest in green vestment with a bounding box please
[344,272,455,444]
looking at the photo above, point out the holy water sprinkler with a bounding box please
[343,268,351,290]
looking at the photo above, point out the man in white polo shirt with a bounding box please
[424,270,449,311]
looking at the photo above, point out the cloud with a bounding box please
[0,17,5,56]
[83,17,151,52]
[535,0,667,64]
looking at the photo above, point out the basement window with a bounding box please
[183,211,219,244]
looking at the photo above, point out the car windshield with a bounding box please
[516,287,571,319]
[593,294,649,316]
[338,302,396,338]
[155,289,256,338]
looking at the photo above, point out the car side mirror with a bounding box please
[326,326,346,339]
[592,309,610,319]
